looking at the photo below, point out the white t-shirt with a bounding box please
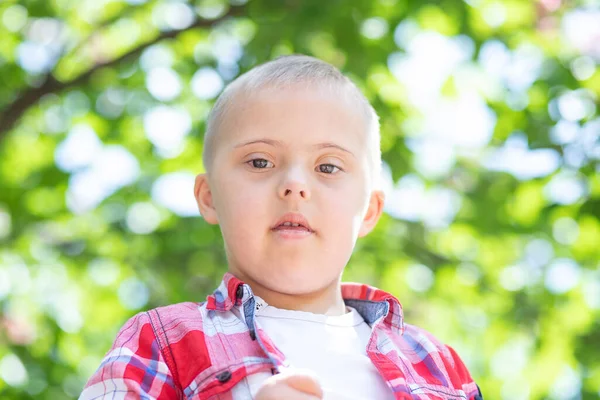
[246,297,395,400]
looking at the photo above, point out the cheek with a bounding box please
[217,180,270,235]
[322,190,366,235]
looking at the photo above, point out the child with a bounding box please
[80,55,483,400]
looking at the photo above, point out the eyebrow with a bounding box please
[234,139,283,148]
[234,139,354,157]
[313,142,354,157]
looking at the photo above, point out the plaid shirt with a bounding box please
[80,272,482,400]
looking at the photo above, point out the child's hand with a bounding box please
[255,368,324,400]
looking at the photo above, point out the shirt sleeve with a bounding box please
[79,312,180,400]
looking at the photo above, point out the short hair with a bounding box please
[202,54,382,188]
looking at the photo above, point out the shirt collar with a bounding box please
[206,272,405,335]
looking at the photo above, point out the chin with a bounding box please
[264,270,334,294]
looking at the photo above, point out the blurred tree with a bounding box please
[0,0,599,399]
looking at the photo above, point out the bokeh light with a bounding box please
[0,1,599,399]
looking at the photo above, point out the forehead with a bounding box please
[218,86,368,150]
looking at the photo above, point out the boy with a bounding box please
[80,55,482,399]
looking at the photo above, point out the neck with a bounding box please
[230,270,347,316]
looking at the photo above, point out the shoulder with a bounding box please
[118,301,212,347]
[107,301,210,368]
[401,322,469,372]
[145,301,207,328]
[400,323,456,359]
[393,323,479,396]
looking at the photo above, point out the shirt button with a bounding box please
[236,285,244,299]
[216,370,232,383]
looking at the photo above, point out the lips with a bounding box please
[273,223,311,232]
[271,213,314,232]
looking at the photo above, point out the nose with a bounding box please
[278,166,311,201]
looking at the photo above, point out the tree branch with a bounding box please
[0,5,245,142]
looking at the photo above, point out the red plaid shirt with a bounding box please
[80,272,482,399]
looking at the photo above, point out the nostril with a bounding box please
[282,188,309,198]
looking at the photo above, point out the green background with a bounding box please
[0,0,599,399]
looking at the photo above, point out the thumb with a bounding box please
[278,368,323,398]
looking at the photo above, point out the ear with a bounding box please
[194,173,219,224]
[358,190,385,237]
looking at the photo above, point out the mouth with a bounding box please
[272,223,313,232]
[271,213,315,234]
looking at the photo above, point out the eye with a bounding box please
[248,158,274,169]
[317,164,340,174]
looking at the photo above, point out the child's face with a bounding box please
[195,86,384,296]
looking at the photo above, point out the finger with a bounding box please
[280,372,323,398]
[257,382,322,400]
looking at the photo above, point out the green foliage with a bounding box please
[0,0,599,399]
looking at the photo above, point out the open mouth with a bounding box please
[272,222,313,232]
[271,213,315,236]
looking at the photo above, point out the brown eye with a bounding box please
[249,159,273,169]
[318,164,340,174]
